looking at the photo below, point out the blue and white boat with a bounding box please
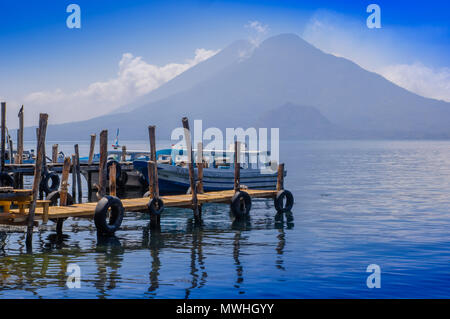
[133,145,285,194]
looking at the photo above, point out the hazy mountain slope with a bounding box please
[111,40,253,114]
[42,33,450,140]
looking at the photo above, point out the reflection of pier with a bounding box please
[0,208,294,297]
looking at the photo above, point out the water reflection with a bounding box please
[95,235,124,299]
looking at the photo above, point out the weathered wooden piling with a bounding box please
[182,117,200,221]
[17,106,24,164]
[7,133,14,164]
[52,144,58,163]
[1,102,6,172]
[26,113,48,248]
[16,106,24,188]
[56,156,71,234]
[74,144,82,203]
[148,126,159,196]
[197,142,204,194]
[71,154,77,201]
[234,141,241,192]
[88,134,96,165]
[276,163,284,191]
[109,163,116,197]
[121,145,127,162]
[97,130,108,199]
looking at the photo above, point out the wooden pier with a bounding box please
[5,189,278,223]
[0,102,294,247]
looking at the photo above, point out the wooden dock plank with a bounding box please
[6,189,277,221]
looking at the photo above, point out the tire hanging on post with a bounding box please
[274,190,294,213]
[94,195,124,235]
[230,191,252,219]
[40,171,60,194]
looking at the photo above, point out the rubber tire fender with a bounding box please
[118,171,128,187]
[230,191,252,218]
[0,172,14,187]
[40,171,60,194]
[147,197,164,216]
[46,190,73,223]
[94,195,124,235]
[274,190,294,213]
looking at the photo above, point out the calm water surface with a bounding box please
[0,140,449,298]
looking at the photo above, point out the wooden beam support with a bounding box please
[148,125,159,197]
[109,162,116,197]
[1,102,6,172]
[234,141,240,192]
[60,157,71,206]
[17,106,24,165]
[197,142,204,194]
[88,134,96,165]
[276,163,284,191]
[97,130,108,199]
[181,117,200,221]
[74,144,82,203]
[121,145,127,162]
[26,113,48,249]
[52,144,58,163]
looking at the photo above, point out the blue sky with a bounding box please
[0,0,449,125]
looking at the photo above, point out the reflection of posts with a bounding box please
[233,231,244,293]
[276,228,286,271]
[184,222,207,299]
[148,228,163,295]
[95,236,123,298]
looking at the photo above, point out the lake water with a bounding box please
[0,140,449,298]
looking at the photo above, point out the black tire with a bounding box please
[118,171,128,187]
[274,190,294,213]
[106,160,122,181]
[147,197,164,216]
[138,172,149,189]
[47,191,73,223]
[46,191,74,206]
[94,196,124,235]
[0,172,14,187]
[40,171,60,194]
[230,191,252,219]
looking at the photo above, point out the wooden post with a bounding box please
[17,106,24,165]
[60,157,71,206]
[276,163,284,191]
[52,144,58,163]
[55,157,71,234]
[121,145,127,162]
[26,113,48,248]
[197,142,204,194]
[88,134,96,165]
[1,102,6,172]
[147,161,155,197]
[109,163,116,197]
[8,134,14,164]
[148,126,159,196]
[74,144,82,203]
[71,154,77,201]
[181,117,199,221]
[97,130,108,199]
[234,141,240,192]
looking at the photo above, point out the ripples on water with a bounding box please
[0,140,449,298]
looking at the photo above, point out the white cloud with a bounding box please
[302,11,450,103]
[22,48,219,124]
[379,63,450,102]
[240,20,269,59]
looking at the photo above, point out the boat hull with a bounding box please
[134,162,282,194]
